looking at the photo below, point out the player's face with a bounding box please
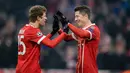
[39,12,47,26]
[75,11,88,27]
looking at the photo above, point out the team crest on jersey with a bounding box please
[37,32,43,36]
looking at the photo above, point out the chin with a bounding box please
[78,23,81,27]
[40,23,45,26]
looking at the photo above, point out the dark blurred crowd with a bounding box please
[0,0,130,71]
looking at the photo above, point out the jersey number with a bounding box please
[18,35,26,55]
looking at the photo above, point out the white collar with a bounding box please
[26,24,36,28]
[25,24,29,26]
[82,23,95,30]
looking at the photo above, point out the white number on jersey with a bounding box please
[18,35,26,55]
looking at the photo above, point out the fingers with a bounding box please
[56,11,63,16]
[54,11,69,28]
[53,11,69,34]
[56,11,66,19]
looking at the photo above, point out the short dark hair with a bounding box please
[74,5,91,19]
[29,5,47,22]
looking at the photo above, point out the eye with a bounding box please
[75,15,79,18]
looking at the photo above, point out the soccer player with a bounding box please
[56,5,100,73]
[16,5,67,73]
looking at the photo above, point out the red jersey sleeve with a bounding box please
[86,25,100,40]
[68,23,100,40]
[58,29,74,41]
[41,32,66,48]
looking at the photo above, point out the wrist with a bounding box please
[58,28,63,32]
[51,31,55,35]
[67,23,70,25]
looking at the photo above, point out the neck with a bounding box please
[82,20,92,28]
[29,21,39,28]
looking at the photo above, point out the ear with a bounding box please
[37,16,41,21]
[84,14,88,18]
[83,14,89,19]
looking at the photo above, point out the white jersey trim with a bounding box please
[71,33,78,41]
[37,35,46,44]
[86,30,92,40]
[81,40,85,73]
[82,23,95,30]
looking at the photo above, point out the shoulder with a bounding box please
[23,26,42,37]
[87,24,100,38]
[26,27,39,34]
[87,25,100,32]
[93,25,100,34]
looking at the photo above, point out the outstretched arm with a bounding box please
[40,32,66,48]
[46,33,53,38]
[68,23,91,39]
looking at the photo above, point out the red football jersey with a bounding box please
[67,23,100,73]
[16,24,46,73]
[77,24,100,73]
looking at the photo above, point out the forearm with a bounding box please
[68,23,90,38]
[41,32,66,48]
[46,33,53,38]
[58,29,73,41]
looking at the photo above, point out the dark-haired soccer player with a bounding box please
[57,5,100,73]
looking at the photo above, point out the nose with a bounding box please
[45,17,47,21]
[75,18,77,21]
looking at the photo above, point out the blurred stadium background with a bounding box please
[0,0,130,73]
